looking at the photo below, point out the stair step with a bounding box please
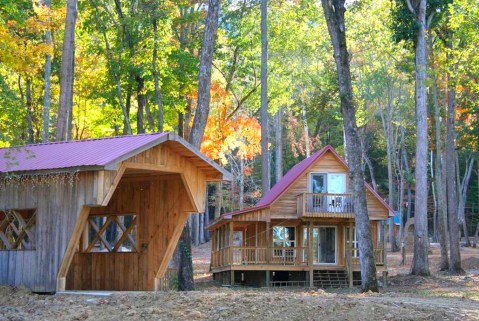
[313,270,351,288]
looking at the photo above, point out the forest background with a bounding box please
[0,0,478,273]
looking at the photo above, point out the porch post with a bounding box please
[348,221,354,288]
[382,220,388,287]
[265,221,270,287]
[229,222,234,266]
[308,221,314,287]
[265,221,270,264]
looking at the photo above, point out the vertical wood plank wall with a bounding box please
[0,172,98,292]
[66,174,194,291]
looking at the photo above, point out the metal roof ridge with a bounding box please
[0,132,169,150]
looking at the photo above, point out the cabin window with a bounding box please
[83,214,137,253]
[0,209,36,250]
[345,226,359,258]
[309,173,347,194]
[273,226,295,257]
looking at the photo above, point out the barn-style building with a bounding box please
[0,132,230,292]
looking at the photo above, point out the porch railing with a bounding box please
[212,246,385,268]
[211,246,308,268]
[297,193,354,217]
[349,248,384,266]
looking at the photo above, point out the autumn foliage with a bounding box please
[199,82,261,167]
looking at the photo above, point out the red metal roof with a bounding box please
[0,132,170,173]
[217,145,393,221]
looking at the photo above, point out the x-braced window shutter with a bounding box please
[0,209,37,250]
[83,214,137,253]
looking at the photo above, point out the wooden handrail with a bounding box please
[298,193,354,216]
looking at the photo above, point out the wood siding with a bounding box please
[0,172,98,292]
[66,175,193,291]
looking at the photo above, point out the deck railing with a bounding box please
[349,248,384,266]
[212,246,384,268]
[297,193,354,218]
[212,246,308,268]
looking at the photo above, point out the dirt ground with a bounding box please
[1,243,479,321]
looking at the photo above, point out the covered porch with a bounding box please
[210,217,387,287]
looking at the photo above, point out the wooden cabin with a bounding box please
[0,132,230,293]
[208,145,392,288]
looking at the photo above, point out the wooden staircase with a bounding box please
[313,270,360,288]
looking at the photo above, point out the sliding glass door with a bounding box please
[303,226,337,264]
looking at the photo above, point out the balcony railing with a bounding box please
[297,193,354,218]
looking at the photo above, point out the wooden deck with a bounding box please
[297,193,355,218]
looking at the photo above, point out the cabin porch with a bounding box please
[210,218,387,287]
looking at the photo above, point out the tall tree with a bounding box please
[444,18,463,274]
[181,0,221,291]
[56,0,78,141]
[41,0,52,142]
[189,0,221,148]
[406,0,430,276]
[260,0,270,193]
[320,0,378,292]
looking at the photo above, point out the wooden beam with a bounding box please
[101,164,126,206]
[154,212,190,290]
[56,206,91,291]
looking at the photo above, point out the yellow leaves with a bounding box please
[0,4,64,76]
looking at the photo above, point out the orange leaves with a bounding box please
[200,82,261,166]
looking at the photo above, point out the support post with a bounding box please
[348,221,354,288]
[229,222,234,265]
[382,220,388,287]
[266,221,270,264]
[265,270,270,287]
[308,221,314,287]
[230,270,235,286]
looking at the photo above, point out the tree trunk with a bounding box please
[42,0,52,143]
[180,0,221,291]
[152,9,164,132]
[239,157,245,210]
[26,77,34,144]
[189,0,221,148]
[457,155,474,247]
[473,221,479,248]
[402,145,413,221]
[178,221,194,291]
[300,90,310,158]
[144,100,155,132]
[204,188,211,242]
[378,102,398,252]
[445,27,463,275]
[260,0,270,194]
[56,0,78,141]
[275,107,283,183]
[136,76,145,134]
[407,0,430,276]
[321,0,378,292]
[398,127,406,244]
[432,73,449,270]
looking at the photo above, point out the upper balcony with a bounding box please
[297,193,354,218]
